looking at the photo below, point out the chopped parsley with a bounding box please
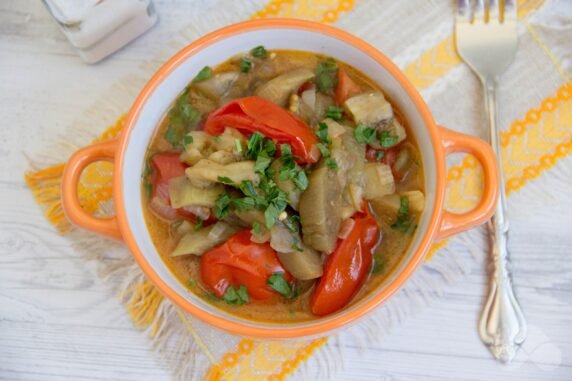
[213,192,232,219]
[316,122,331,143]
[217,176,234,185]
[315,59,338,93]
[391,197,414,233]
[264,202,283,229]
[284,214,300,233]
[380,130,399,148]
[164,90,201,147]
[231,197,256,212]
[267,272,297,299]
[194,216,203,231]
[188,279,197,287]
[245,131,266,159]
[192,66,212,83]
[326,158,339,170]
[292,170,309,190]
[316,142,330,158]
[375,150,385,161]
[291,236,303,252]
[239,180,257,198]
[239,58,252,73]
[183,135,194,146]
[372,254,387,274]
[251,221,262,235]
[353,124,377,145]
[251,45,267,58]
[254,152,272,174]
[223,285,249,305]
[326,106,344,121]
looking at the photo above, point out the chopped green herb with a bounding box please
[316,142,331,158]
[214,193,232,219]
[291,236,303,252]
[183,135,194,146]
[217,176,234,185]
[192,66,212,83]
[223,285,249,305]
[232,197,256,212]
[164,99,201,146]
[375,150,385,161]
[353,124,377,145]
[316,122,331,143]
[251,45,267,58]
[194,216,203,231]
[391,197,414,233]
[264,139,277,157]
[251,221,262,235]
[212,136,221,143]
[399,197,409,215]
[292,170,309,190]
[234,139,243,153]
[326,158,339,170]
[144,182,152,197]
[326,106,344,121]
[380,130,398,148]
[188,279,197,287]
[315,59,338,93]
[284,214,300,233]
[267,272,296,299]
[280,143,292,157]
[237,285,249,303]
[239,58,252,73]
[372,254,387,274]
[278,168,294,181]
[245,131,265,159]
[264,203,282,229]
[254,153,272,174]
[240,180,257,198]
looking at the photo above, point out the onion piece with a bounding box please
[182,205,211,221]
[301,88,317,110]
[207,221,234,241]
[155,183,170,202]
[309,144,321,162]
[149,196,178,221]
[338,218,356,239]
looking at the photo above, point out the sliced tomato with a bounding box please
[310,212,380,316]
[204,96,318,163]
[335,68,361,105]
[151,153,188,191]
[200,230,292,300]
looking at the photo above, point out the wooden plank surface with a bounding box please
[1,1,571,380]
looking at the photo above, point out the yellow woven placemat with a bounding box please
[25,0,571,379]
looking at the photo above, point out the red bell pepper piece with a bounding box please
[335,68,361,105]
[151,153,188,191]
[200,230,292,300]
[310,212,381,316]
[204,96,318,163]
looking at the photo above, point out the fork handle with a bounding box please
[478,81,527,363]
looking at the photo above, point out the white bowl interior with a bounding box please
[121,27,438,331]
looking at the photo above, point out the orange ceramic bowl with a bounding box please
[61,19,499,339]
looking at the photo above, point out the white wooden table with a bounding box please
[1,1,571,380]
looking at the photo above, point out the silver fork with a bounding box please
[455,0,527,363]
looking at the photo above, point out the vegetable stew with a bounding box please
[142,49,425,322]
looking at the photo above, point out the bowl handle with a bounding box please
[61,139,122,240]
[436,126,499,239]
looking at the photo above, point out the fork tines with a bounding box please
[457,0,517,23]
